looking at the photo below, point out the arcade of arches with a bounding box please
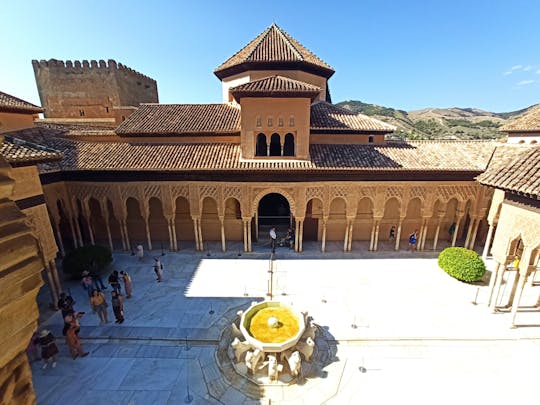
[43,180,492,255]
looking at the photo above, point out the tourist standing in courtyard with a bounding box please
[108,270,122,294]
[65,323,88,359]
[81,271,94,297]
[153,257,163,282]
[120,270,133,297]
[408,230,418,251]
[389,225,396,242]
[269,227,277,253]
[111,291,125,323]
[38,329,58,369]
[90,289,109,324]
[57,292,75,318]
[136,243,144,261]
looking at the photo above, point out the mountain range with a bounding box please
[335,100,537,140]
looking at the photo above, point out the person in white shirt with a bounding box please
[269,227,277,253]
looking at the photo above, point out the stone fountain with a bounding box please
[227,300,317,385]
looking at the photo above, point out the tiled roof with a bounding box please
[230,76,321,99]
[115,104,241,136]
[9,129,496,173]
[215,24,334,79]
[500,105,540,132]
[310,101,396,133]
[0,135,62,166]
[0,91,43,114]
[477,145,540,198]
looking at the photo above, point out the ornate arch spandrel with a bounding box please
[250,187,297,218]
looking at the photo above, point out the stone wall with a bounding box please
[32,59,158,119]
[0,155,44,405]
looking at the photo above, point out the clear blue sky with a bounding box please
[2,0,540,112]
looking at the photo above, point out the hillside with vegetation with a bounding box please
[336,100,536,140]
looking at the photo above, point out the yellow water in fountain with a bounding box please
[249,307,300,343]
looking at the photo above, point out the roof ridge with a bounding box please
[273,25,304,61]
[245,25,274,62]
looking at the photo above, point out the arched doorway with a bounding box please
[257,193,291,240]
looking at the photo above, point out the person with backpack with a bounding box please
[153,258,163,282]
[408,230,418,251]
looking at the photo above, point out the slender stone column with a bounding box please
[84,211,95,246]
[52,219,65,257]
[166,220,173,251]
[104,217,113,252]
[451,215,463,247]
[220,217,226,252]
[242,220,247,252]
[69,216,79,248]
[373,219,381,251]
[506,272,521,308]
[487,262,501,307]
[418,218,427,251]
[73,215,83,247]
[44,263,58,308]
[489,265,506,312]
[247,219,252,252]
[395,219,403,251]
[294,219,300,252]
[482,223,495,260]
[254,212,259,242]
[464,218,475,249]
[469,218,481,250]
[347,220,354,252]
[369,220,376,251]
[192,218,200,251]
[171,218,178,251]
[299,219,304,252]
[321,218,328,253]
[144,218,152,251]
[197,218,204,251]
[343,220,350,252]
[432,217,442,250]
[50,260,63,295]
[510,274,528,328]
[122,220,130,251]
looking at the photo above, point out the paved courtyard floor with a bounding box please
[31,242,540,404]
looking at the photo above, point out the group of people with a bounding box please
[30,246,168,369]
[28,292,91,369]
[269,227,295,253]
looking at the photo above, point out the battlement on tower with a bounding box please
[32,59,158,119]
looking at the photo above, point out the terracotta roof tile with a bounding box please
[500,105,540,132]
[0,91,43,114]
[12,129,496,173]
[115,104,241,136]
[215,24,334,79]
[0,135,63,165]
[310,101,396,132]
[231,76,321,99]
[477,145,540,198]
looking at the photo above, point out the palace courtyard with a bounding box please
[31,243,540,405]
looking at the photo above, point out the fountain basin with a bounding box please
[240,301,305,353]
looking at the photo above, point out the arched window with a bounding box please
[256,133,267,156]
[368,135,374,143]
[283,133,295,156]
[269,133,281,156]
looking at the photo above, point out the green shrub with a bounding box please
[62,245,113,279]
[438,247,486,283]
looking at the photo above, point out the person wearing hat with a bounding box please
[66,323,89,359]
[38,329,58,369]
[81,271,94,297]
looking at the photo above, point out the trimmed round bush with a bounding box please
[438,247,486,283]
[62,245,113,279]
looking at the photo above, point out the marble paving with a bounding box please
[31,242,540,404]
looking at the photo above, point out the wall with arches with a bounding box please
[43,180,490,254]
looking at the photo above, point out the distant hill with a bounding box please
[335,100,537,140]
